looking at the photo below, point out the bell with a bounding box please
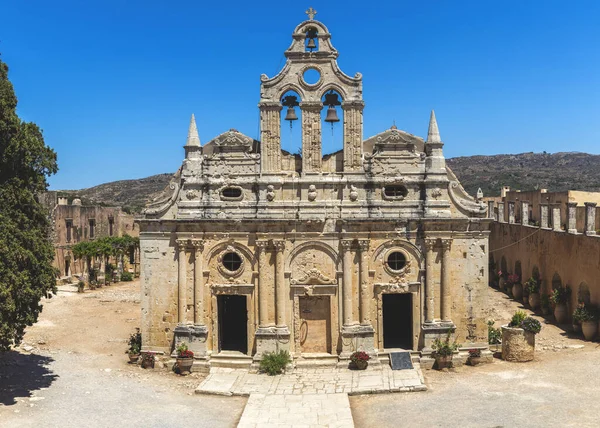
[284,106,298,122]
[307,38,317,50]
[324,105,340,123]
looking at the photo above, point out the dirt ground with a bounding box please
[0,280,246,427]
[1,282,599,428]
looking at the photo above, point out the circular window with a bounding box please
[222,252,242,272]
[386,251,407,271]
[222,187,242,199]
[303,68,321,85]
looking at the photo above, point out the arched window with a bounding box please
[321,89,343,154]
[280,90,302,165]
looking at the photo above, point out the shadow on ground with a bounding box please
[0,351,58,405]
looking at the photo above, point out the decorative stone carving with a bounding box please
[186,189,198,200]
[307,185,317,201]
[290,268,337,285]
[431,188,442,199]
[266,185,275,201]
[349,185,358,201]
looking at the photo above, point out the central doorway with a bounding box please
[382,293,412,349]
[217,295,248,354]
[299,296,331,353]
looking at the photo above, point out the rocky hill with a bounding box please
[59,152,600,212]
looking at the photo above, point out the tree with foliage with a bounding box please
[0,58,58,351]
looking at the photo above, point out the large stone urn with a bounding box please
[528,292,541,310]
[554,303,568,324]
[582,321,598,341]
[502,326,535,362]
[512,283,523,300]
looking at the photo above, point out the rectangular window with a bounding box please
[109,217,114,236]
[89,219,95,239]
[66,219,73,242]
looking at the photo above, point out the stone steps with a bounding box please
[210,351,253,369]
[294,353,339,368]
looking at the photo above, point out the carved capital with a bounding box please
[340,239,354,250]
[259,101,283,111]
[440,239,452,251]
[191,240,205,252]
[299,101,323,112]
[357,240,369,252]
[175,239,188,250]
[272,240,286,252]
[423,238,437,251]
[341,100,365,111]
[256,240,269,250]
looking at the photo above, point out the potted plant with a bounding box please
[550,285,571,324]
[349,351,370,370]
[502,311,542,362]
[525,277,541,309]
[572,303,584,334]
[487,320,502,352]
[541,294,552,316]
[508,274,522,300]
[175,342,194,374]
[574,304,598,341]
[141,352,155,369]
[126,329,142,363]
[432,331,459,369]
[467,349,482,366]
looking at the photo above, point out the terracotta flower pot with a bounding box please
[512,283,523,300]
[502,326,535,362]
[468,356,482,366]
[176,357,194,374]
[582,321,598,341]
[353,359,368,370]
[528,293,541,310]
[434,355,452,370]
[128,353,140,363]
[554,303,568,324]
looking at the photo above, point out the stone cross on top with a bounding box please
[305,7,317,20]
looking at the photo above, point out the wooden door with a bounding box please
[299,296,331,353]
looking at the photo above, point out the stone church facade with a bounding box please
[138,13,491,369]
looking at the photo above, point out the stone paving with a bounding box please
[196,365,426,396]
[237,393,354,428]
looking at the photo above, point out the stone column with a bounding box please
[341,239,355,326]
[176,239,187,324]
[567,202,578,234]
[440,239,452,322]
[552,205,561,231]
[540,204,549,228]
[341,100,365,171]
[488,201,496,220]
[424,239,436,323]
[259,101,282,173]
[521,201,529,226]
[300,101,323,173]
[273,240,287,328]
[585,202,597,236]
[192,240,205,325]
[357,240,370,326]
[256,241,272,327]
[498,203,505,223]
[508,201,515,224]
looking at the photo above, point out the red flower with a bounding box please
[178,350,194,358]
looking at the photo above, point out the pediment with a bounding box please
[363,128,425,154]
[205,129,255,153]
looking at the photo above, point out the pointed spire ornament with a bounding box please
[186,114,201,147]
[477,188,484,201]
[426,110,441,144]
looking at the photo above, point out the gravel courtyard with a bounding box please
[1,281,599,427]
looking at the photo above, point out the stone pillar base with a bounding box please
[338,324,379,365]
[252,326,291,362]
[420,321,456,369]
[172,324,208,358]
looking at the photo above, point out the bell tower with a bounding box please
[259,8,364,174]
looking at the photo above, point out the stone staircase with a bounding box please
[210,351,253,369]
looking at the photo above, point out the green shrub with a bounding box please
[509,310,527,327]
[120,271,134,281]
[432,331,460,357]
[573,304,597,323]
[487,320,502,345]
[520,317,542,334]
[259,350,291,376]
[550,285,571,305]
[77,281,85,293]
[524,277,540,294]
[127,328,142,354]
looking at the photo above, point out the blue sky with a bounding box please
[2,0,599,190]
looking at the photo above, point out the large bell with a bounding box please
[307,38,317,50]
[284,106,298,122]
[324,105,340,123]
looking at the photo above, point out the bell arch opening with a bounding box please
[321,89,344,155]
[305,27,319,52]
[280,90,303,164]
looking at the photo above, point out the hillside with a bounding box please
[58,152,600,212]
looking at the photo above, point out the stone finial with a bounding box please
[185,114,201,147]
[426,110,441,144]
[476,188,483,201]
